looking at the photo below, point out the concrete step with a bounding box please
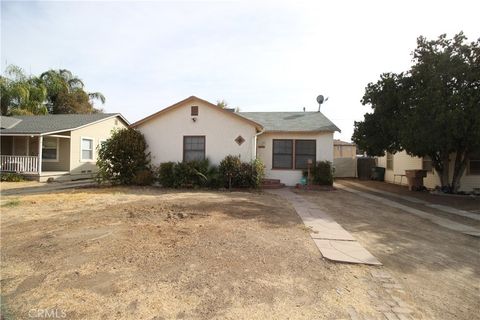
[262,178,281,184]
[261,183,286,189]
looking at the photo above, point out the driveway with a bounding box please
[297,181,480,320]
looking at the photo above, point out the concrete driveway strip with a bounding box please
[341,180,480,222]
[267,189,381,265]
[335,183,480,237]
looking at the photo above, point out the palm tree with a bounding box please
[40,69,105,114]
[1,65,48,115]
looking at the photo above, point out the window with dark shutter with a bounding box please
[183,136,205,161]
[294,140,316,169]
[273,140,293,169]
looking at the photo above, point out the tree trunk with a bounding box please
[432,152,450,188]
[451,151,468,193]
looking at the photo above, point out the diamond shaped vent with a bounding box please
[235,135,245,145]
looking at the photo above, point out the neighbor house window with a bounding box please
[422,156,433,172]
[273,140,293,169]
[81,138,94,161]
[191,106,199,116]
[386,152,393,170]
[42,137,59,161]
[183,136,205,161]
[295,140,316,169]
[468,153,480,175]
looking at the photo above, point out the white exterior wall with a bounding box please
[136,101,257,165]
[377,150,480,192]
[256,131,334,186]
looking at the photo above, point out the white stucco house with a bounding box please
[131,96,340,186]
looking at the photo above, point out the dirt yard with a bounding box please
[2,187,383,320]
[297,185,480,320]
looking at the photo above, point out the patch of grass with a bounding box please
[299,224,317,233]
[2,199,21,207]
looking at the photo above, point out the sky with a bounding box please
[1,0,479,141]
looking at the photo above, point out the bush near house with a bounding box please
[0,173,25,182]
[304,161,334,186]
[219,155,264,189]
[157,159,221,189]
[156,156,264,189]
[96,128,152,185]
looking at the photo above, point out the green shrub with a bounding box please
[250,158,265,188]
[96,128,151,185]
[219,155,265,189]
[206,165,223,189]
[155,157,264,189]
[219,155,242,189]
[157,159,212,188]
[309,161,334,185]
[0,173,25,182]
[157,162,176,187]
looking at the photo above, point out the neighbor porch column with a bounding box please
[38,135,43,175]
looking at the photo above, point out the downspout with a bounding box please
[252,127,265,161]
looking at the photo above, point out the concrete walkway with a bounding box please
[342,180,480,222]
[1,180,95,196]
[335,182,480,237]
[267,188,381,265]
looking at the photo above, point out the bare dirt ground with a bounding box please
[297,185,480,320]
[0,181,45,191]
[2,187,384,320]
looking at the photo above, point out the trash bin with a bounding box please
[405,170,427,191]
[371,167,385,181]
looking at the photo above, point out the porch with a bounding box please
[1,133,71,180]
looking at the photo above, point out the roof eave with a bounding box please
[0,113,129,136]
[131,96,264,131]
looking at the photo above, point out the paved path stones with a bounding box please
[267,188,381,265]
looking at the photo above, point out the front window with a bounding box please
[183,136,205,161]
[42,137,58,161]
[81,138,94,161]
[273,140,293,169]
[295,140,316,169]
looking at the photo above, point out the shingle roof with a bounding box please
[0,113,127,135]
[238,112,340,132]
[0,116,22,129]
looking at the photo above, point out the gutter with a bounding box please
[252,128,265,160]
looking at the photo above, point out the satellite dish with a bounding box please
[316,95,324,104]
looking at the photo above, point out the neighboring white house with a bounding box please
[131,96,340,186]
[0,113,129,181]
[377,150,480,192]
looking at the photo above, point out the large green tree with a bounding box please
[1,66,105,115]
[0,65,48,115]
[40,69,105,114]
[353,32,480,192]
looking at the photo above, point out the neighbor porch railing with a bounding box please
[0,155,39,173]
